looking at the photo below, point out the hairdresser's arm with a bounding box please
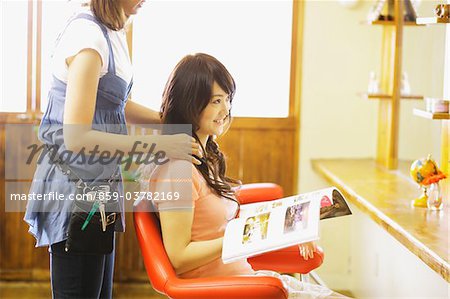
[125,100,161,125]
[159,209,223,275]
[63,49,201,163]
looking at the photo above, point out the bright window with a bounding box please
[1,0,28,113]
[40,1,79,111]
[132,0,293,118]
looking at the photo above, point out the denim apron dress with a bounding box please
[24,13,132,249]
[24,13,133,298]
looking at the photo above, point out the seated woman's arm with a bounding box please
[159,209,223,275]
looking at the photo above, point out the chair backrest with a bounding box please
[133,182,285,292]
[235,183,284,205]
[133,183,290,296]
[133,201,176,294]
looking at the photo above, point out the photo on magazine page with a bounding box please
[283,201,310,234]
[320,189,352,220]
[242,212,270,245]
[222,195,321,264]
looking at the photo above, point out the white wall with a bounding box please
[298,0,447,296]
[299,0,380,194]
[349,204,449,298]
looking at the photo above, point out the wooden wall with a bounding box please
[219,119,296,194]
[0,124,51,281]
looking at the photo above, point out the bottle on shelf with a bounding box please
[367,71,380,94]
[367,0,386,22]
[401,72,411,95]
[404,0,417,22]
[366,0,418,22]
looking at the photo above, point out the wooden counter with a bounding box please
[312,158,449,283]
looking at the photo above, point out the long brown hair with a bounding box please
[160,53,240,208]
[86,0,126,30]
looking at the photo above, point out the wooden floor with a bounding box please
[0,281,354,298]
[0,281,354,299]
[0,282,166,299]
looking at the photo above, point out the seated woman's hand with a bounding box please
[298,241,317,260]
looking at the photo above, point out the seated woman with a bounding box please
[138,53,347,298]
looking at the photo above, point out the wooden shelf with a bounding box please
[413,108,450,120]
[312,158,450,283]
[362,20,423,26]
[416,17,450,25]
[361,93,424,100]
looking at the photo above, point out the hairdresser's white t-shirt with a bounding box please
[52,9,133,85]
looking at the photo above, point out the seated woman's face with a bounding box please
[197,81,231,137]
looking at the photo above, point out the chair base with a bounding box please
[297,271,328,288]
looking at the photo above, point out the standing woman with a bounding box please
[24,1,201,298]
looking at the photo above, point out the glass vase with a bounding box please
[427,183,443,211]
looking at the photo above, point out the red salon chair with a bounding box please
[134,183,324,299]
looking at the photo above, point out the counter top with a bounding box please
[312,158,449,282]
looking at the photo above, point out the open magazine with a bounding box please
[222,187,351,264]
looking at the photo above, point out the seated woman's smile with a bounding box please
[197,81,231,142]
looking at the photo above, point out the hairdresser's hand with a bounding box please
[160,134,203,165]
[298,241,317,260]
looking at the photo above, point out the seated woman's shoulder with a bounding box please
[159,159,197,174]
[154,159,198,179]
[137,160,200,188]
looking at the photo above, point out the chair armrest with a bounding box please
[248,245,324,274]
[235,183,284,205]
[165,275,288,299]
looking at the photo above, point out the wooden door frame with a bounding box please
[289,0,304,193]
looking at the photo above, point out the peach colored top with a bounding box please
[146,160,254,278]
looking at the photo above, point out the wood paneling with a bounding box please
[0,124,50,281]
[217,129,242,179]
[219,126,296,196]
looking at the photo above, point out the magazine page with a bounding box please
[222,195,320,264]
[238,187,351,220]
[222,187,352,263]
[238,195,290,220]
